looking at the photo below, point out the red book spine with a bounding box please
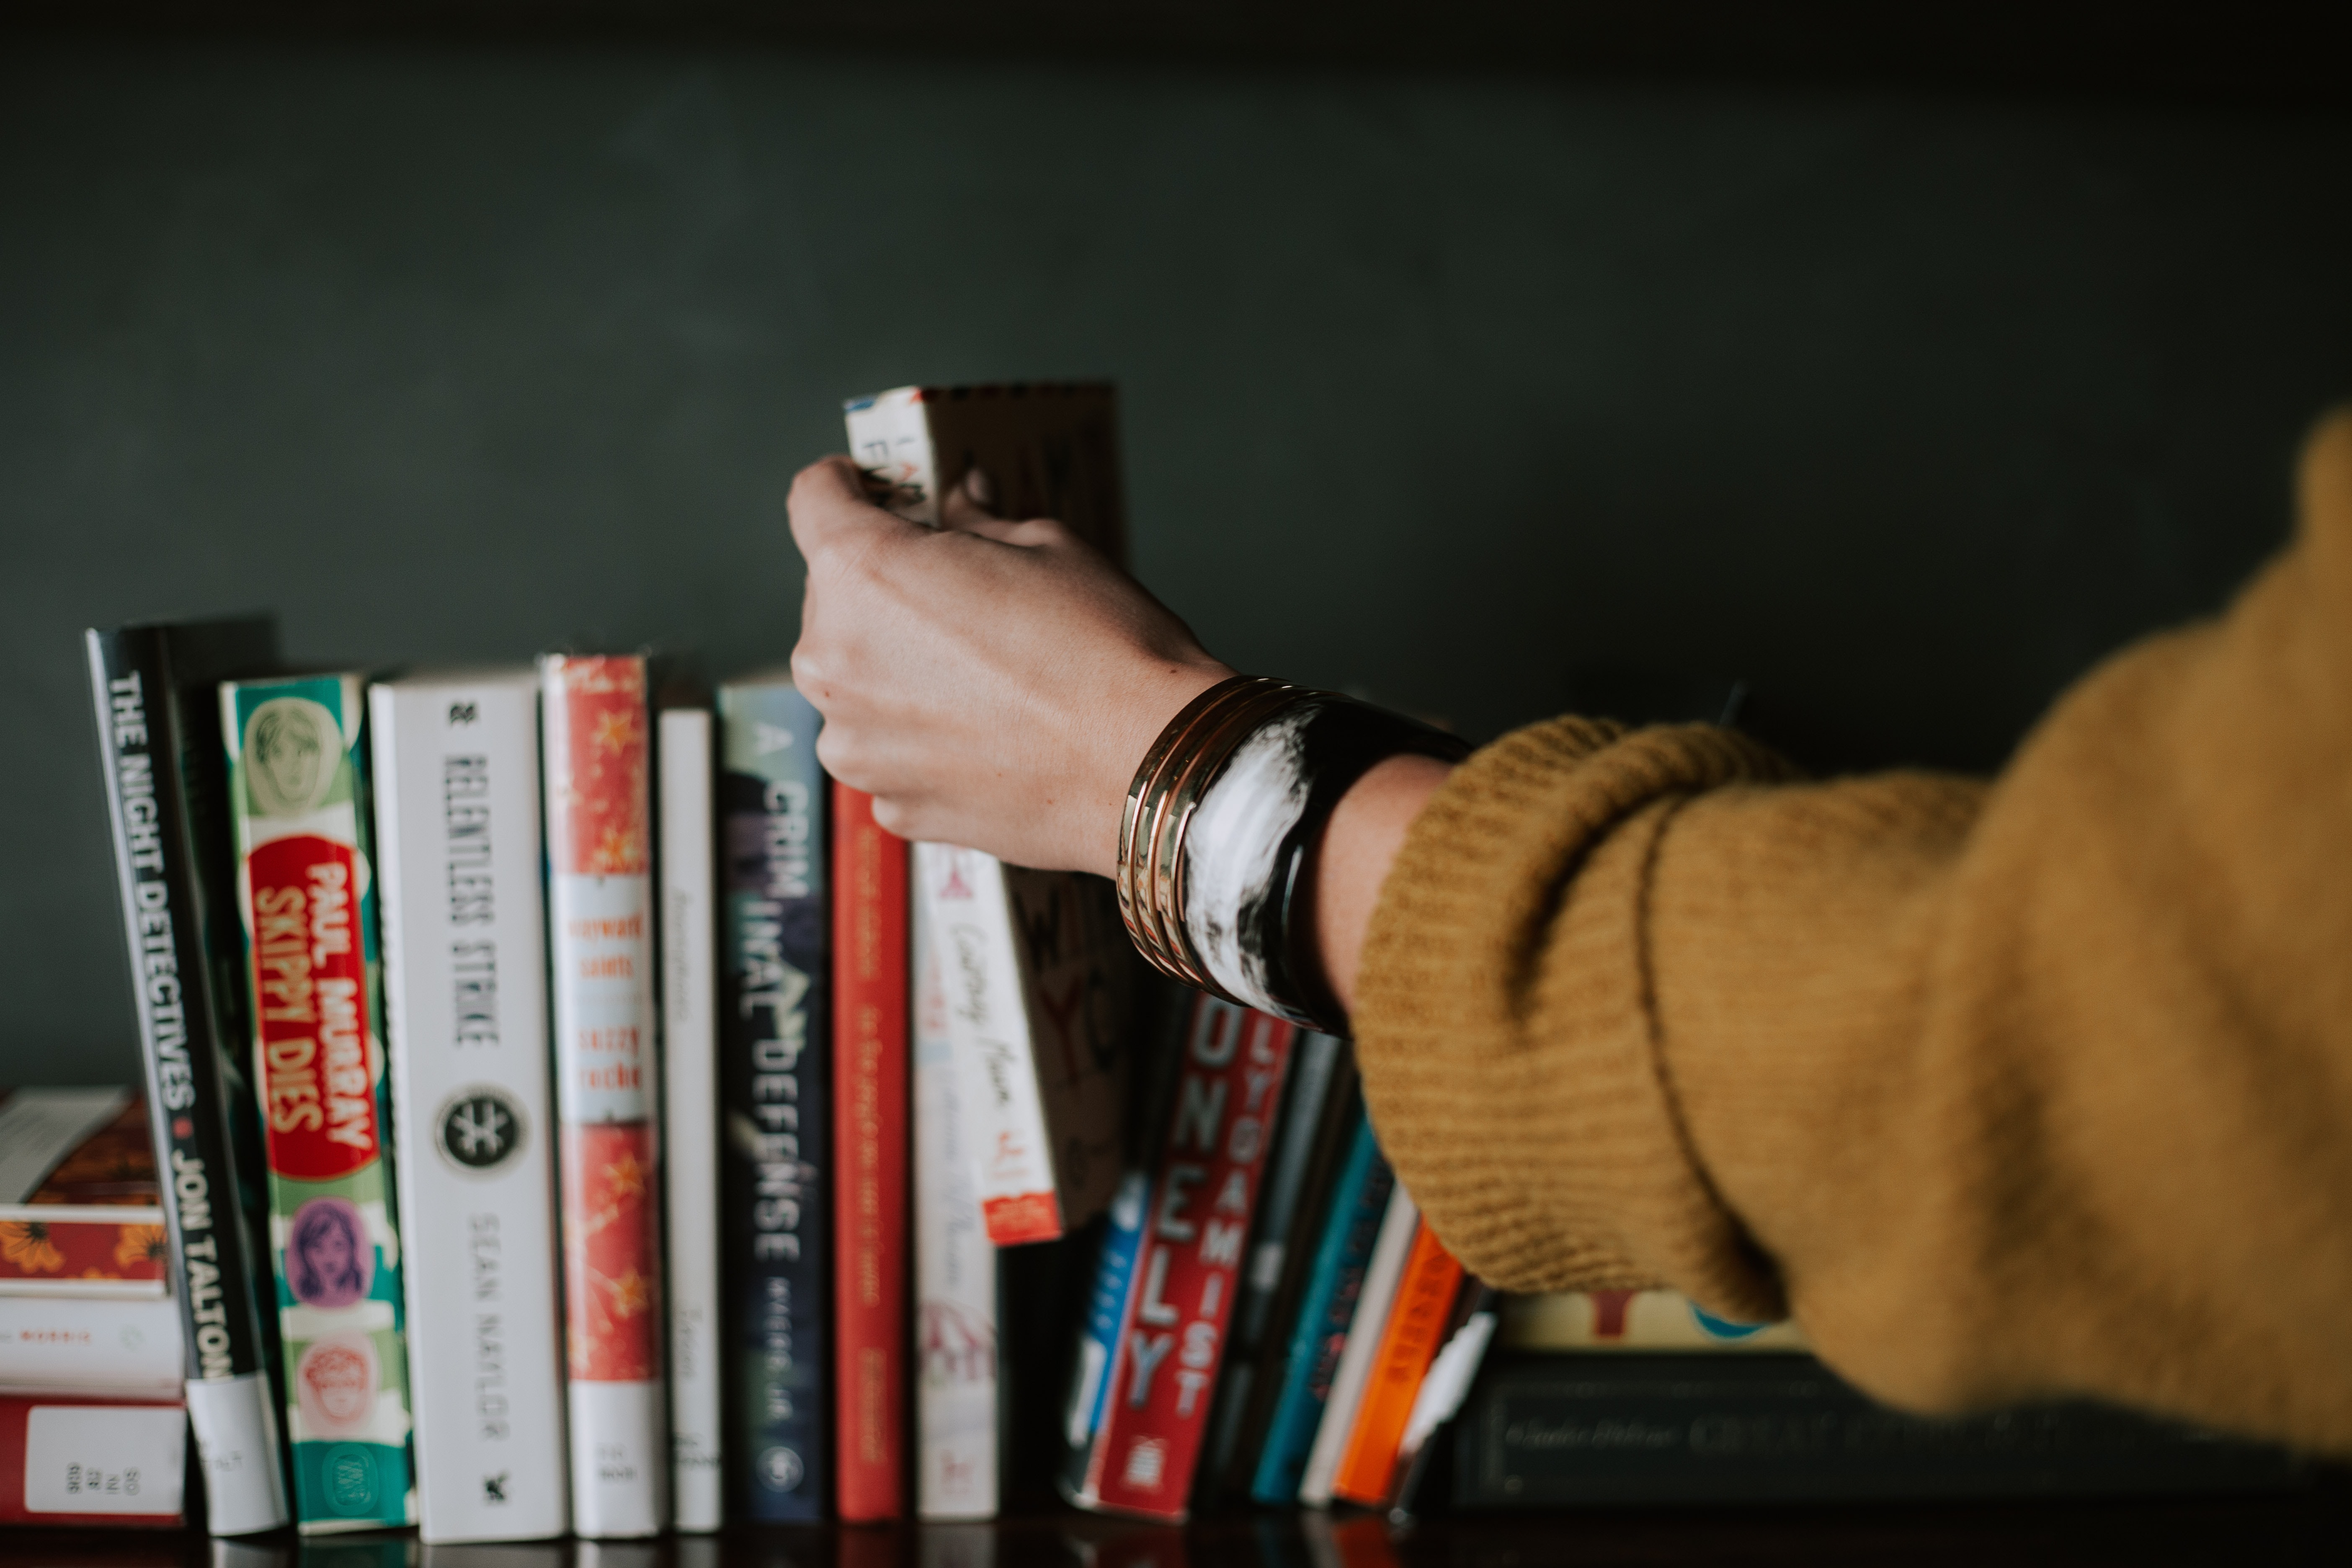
[833,783,909,1521]
[0,1395,187,1527]
[1086,1000,1296,1521]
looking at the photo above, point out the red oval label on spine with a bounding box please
[248,833,378,1182]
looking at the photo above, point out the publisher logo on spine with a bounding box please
[436,1087,526,1173]
[757,1446,805,1493]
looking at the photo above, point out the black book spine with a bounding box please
[84,626,288,1533]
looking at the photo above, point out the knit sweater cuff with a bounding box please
[1351,716,1790,1321]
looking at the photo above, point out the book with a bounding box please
[912,895,998,1520]
[1297,1186,1419,1507]
[372,668,570,1542]
[913,845,1129,1246]
[541,654,668,1538]
[1198,1032,1350,1498]
[0,1394,188,1527]
[0,1087,168,1297]
[1067,998,1298,1522]
[0,1294,182,1395]
[658,703,724,1533]
[1452,1352,2302,1506]
[1385,1284,1499,1524]
[842,382,1125,560]
[1330,1221,1464,1506]
[833,781,909,1522]
[849,384,1135,1248]
[1249,1105,1394,1507]
[84,617,291,1535]
[715,673,829,1522]
[1498,1289,1809,1353]
[221,670,418,1533]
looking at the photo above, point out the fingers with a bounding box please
[788,454,921,562]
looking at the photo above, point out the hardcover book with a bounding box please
[84,618,291,1535]
[0,1395,188,1528]
[0,1294,182,1395]
[0,1087,168,1297]
[913,897,999,1520]
[913,846,1130,1246]
[1298,1186,1419,1506]
[222,671,417,1533]
[849,385,1135,1246]
[1454,1353,2301,1506]
[1498,1289,1808,1353]
[372,669,570,1542]
[542,655,668,1538]
[1068,998,1297,1523]
[658,704,724,1533]
[1249,1109,1393,1506]
[833,782,908,1521]
[715,673,829,1523]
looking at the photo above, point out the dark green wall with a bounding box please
[5,42,2348,1087]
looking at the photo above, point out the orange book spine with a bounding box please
[1330,1220,1464,1506]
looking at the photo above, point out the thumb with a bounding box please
[789,454,920,561]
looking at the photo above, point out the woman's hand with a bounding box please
[786,455,1233,876]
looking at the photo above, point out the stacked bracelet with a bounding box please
[1117,675,1470,1031]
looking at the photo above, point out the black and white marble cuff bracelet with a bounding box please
[1117,675,1471,1031]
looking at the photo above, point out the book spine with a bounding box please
[1497,1288,1809,1351]
[912,896,998,1520]
[716,679,829,1522]
[0,1395,188,1527]
[0,1295,183,1393]
[374,676,570,1543]
[1249,1112,1392,1506]
[1000,867,1130,1234]
[1298,1186,1419,1506]
[1081,1001,1297,1522]
[657,707,723,1533]
[1386,1284,1498,1523]
[1060,1168,1150,1477]
[83,628,289,1535]
[1331,1221,1463,1505]
[1201,1030,1346,1491]
[542,655,667,1538]
[915,845,1063,1245]
[222,672,417,1532]
[832,782,908,1521]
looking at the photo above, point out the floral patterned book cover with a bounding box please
[0,1088,168,1296]
[222,671,418,1533]
[542,654,668,1538]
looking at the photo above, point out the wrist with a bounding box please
[1083,657,1234,878]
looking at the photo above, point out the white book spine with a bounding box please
[915,843,1063,1243]
[0,1295,182,1395]
[372,674,571,1543]
[1297,1189,1420,1506]
[913,895,999,1520]
[657,708,723,1533]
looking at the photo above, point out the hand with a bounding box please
[787,455,1233,876]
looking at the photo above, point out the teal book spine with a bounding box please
[221,672,417,1532]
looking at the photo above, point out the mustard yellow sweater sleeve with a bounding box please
[1353,410,2352,1456]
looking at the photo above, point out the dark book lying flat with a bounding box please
[1455,1353,2302,1508]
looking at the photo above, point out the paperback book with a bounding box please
[0,1395,188,1528]
[84,617,291,1535]
[542,654,667,1537]
[222,670,417,1532]
[0,1087,168,1298]
[372,668,570,1542]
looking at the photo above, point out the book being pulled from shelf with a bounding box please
[850,384,1136,1248]
[221,670,418,1533]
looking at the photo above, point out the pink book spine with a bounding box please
[543,655,667,1538]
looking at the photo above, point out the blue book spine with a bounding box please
[1065,1168,1152,1458]
[1249,1109,1395,1505]
[717,680,830,1521]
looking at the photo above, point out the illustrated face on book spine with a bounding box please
[288,1196,372,1308]
[245,696,343,818]
[297,1332,380,1433]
